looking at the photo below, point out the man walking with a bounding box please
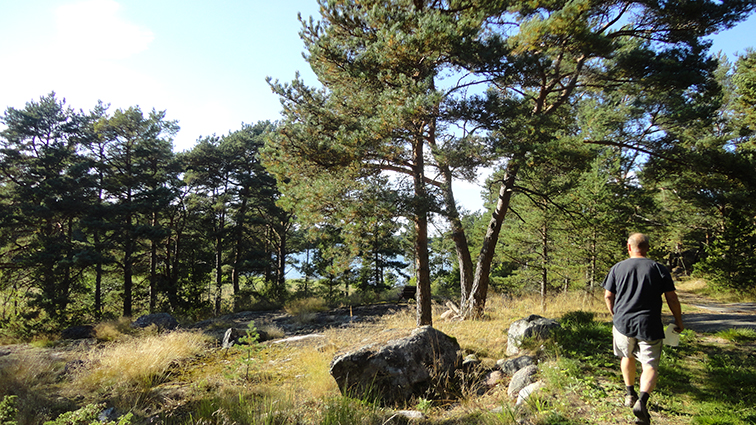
[603,233,684,424]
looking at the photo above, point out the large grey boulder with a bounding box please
[329,326,461,405]
[131,313,179,330]
[506,315,560,356]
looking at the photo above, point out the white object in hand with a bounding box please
[663,324,680,346]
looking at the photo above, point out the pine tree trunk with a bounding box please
[439,165,474,311]
[214,228,224,316]
[413,138,433,327]
[541,222,548,313]
[94,228,103,319]
[149,213,158,313]
[465,158,521,318]
[123,237,134,317]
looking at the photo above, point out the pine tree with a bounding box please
[0,93,94,323]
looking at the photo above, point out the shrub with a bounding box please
[42,403,132,425]
[0,395,18,425]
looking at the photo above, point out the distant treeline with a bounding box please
[0,95,296,332]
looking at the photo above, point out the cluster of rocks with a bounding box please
[59,308,563,412]
[329,314,561,408]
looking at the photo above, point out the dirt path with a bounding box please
[673,291,756,333]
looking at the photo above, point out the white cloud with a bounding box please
[54,0,154,61]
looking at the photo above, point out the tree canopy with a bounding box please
[1,2,756,335]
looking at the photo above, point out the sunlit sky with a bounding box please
[1,0,754,211]
[0,0,321,151]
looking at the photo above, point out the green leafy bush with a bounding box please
[0,395,18,425]
[43,403,132,425]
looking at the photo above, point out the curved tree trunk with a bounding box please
[464,158,521,318]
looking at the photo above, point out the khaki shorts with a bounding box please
[612,326,663,368]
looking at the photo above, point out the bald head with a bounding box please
[627,233,650,257]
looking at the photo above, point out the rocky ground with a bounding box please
[194,291,756,344]
[189,302,413,344]
[188,292,756,346]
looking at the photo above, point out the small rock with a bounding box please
[462,354,481,370]
[508,364,538,398]
[98,407,119,423]
[394,410,426,420]
[516,380,546,406]
[497,355,535,376]
[485,370,505,387]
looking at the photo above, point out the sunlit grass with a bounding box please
[93,317,134,342]
[70,330,212,393]
[677,277,756,303]
[284,296,329,323]
[2,286,755,424]
[716,327,756,343]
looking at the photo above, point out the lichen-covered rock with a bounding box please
[329,326,461,405]
[497,355,536,376]
[506,315,560,356]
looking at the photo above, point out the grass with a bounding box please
[1,289,755,424]
[283,296,330,323]
[677,278,756,303]
[715,327,756,343]
[69,331,212,392]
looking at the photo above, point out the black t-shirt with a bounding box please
[602,257,676,341]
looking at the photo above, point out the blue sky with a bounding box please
[1,0,753,151]
[0,0,321,152]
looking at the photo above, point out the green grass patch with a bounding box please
[715,327,756,343]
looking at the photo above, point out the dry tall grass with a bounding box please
[0,346,76,422]
[69,330,212,395]
[2,289,610,424]
[264,291,608,410]
[284,297,330,323]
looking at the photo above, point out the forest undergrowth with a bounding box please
[1,284,755,425]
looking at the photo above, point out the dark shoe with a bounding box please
[633,399,650,424]
[625,394,638,407]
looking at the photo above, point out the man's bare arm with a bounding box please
[604,290,615,317]
[664,290,684,332]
